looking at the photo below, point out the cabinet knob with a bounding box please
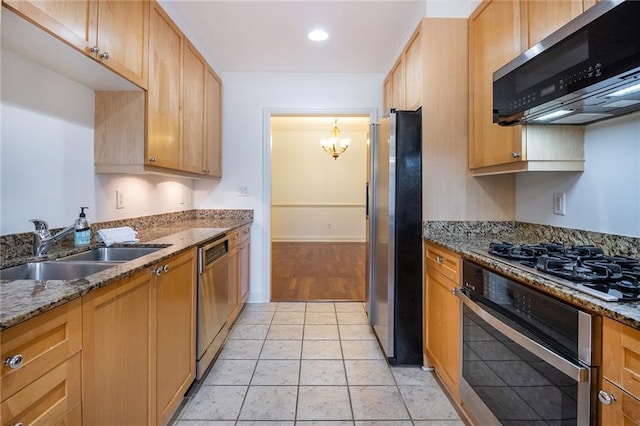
[3,354,23,369]
[511,151,521,159]
[163,265,170,273]
[435,255,443,264]
[149,157,157,163]
[598,390,616,405]
[90,46,100,54]
[203,169,210,174]
[100,51,110,60]
[154,267,163,276]
[13,422,24,426]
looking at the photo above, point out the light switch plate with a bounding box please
[116,190,125,209]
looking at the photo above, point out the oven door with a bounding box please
[457,289,592,425]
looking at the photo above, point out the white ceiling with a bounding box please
[158,0,426,74]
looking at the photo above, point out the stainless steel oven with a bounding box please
[457,260,598,425]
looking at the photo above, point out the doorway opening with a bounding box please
[269,113,371,301]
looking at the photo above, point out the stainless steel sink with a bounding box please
[0,261,114,281]
[59,246,163,262]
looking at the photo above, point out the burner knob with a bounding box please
[598,390,616,406]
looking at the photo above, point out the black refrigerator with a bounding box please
[366,108,422,365]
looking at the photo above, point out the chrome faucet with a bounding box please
[29,219,75,257]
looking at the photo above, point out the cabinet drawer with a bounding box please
[229,224,250,250]
[600,379,640,425]
[603,317,640,400]
[425,242,460,283]
[1,298,82,400]
[1,352,81,426]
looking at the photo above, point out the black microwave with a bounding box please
[493,0,640,126]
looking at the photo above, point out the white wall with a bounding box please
[516,113,640,237]
[0,49,194,235]
[271,117,368,242]
[426,0,480,18]
[195,72,383,302]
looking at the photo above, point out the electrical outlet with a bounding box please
[553,192,566,215]
[116,190,125,209]
[238,185,249,197]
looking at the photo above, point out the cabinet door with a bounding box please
[156,250,196,424]
[147,2,182,170]
[82,270,154,426]
[426,266,460,398]
[239,239,251,303]
[404,30,422,110]
[383,76,393,114]
[204,67,223,178]
[523,0,584,48]
[92,0,149,89]
[182,41,207,174]
[227,245,240,324]
[469,0,523,169]
[3,0,95,53]
[390,58,405,110]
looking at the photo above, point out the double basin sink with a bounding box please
[0,246,165,281]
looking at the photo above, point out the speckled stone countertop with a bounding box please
[424,221,640,329]
[0,216,252,330]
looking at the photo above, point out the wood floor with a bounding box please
[271,242,366,302]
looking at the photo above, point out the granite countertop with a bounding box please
[424,233,640,329]
[0,218,252,330]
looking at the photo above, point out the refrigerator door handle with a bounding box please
[365,182,369,219]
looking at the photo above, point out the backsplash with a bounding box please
[424,221,640,257]
[0,209,253,261]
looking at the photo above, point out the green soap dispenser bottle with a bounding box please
[74,207,91,247]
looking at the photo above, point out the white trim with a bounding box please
[262,107,378,303]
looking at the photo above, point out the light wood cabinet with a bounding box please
[0,299,82,426]
[3,0,149,89]
[227,224,251,324]
[82,269,155,426]
[155,249,197,425]
[82,249,197,425]
[424,242,461,399]
[147,1,182,171]
[384,58,405,111]
[94,1,222,180]
[403,29,422,111]
[600,317,640,424]
[468,0,585,176]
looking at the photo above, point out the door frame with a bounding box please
[261,107,378,302]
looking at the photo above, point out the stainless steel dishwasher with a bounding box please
[196,236,230,379]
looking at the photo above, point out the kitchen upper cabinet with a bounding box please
[147,1,182,171]
[522,0,584,48]
[600,317,640,424]
[382,25,421,112]
[424,242,461,399]
[0,299,82,426]
[468,0,585,175]
[205,67,223,178]
[3,0,149,89]
[94,1,223,179]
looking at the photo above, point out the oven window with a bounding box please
[463,305,578,424]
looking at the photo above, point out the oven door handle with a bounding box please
[456,288,590,383]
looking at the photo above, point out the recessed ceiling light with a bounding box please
[308,29,328,42]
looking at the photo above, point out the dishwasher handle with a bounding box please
[199,237,229,274]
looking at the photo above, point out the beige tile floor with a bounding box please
[173,302,464,425]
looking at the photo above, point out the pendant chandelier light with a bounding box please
[320,118,351,160]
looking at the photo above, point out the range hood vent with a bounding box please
[493,0,640,126]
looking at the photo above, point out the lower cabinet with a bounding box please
[82,248,196,425]
[599,317,640,424]
[227,224,251,325]
[0,299,82,426]
[424,242,461,399]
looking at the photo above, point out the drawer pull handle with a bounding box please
[4,354,23,369]
[598,390,616,406]
[435,256,443,264]
[14,422,24,426]
[154,267,163,276]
